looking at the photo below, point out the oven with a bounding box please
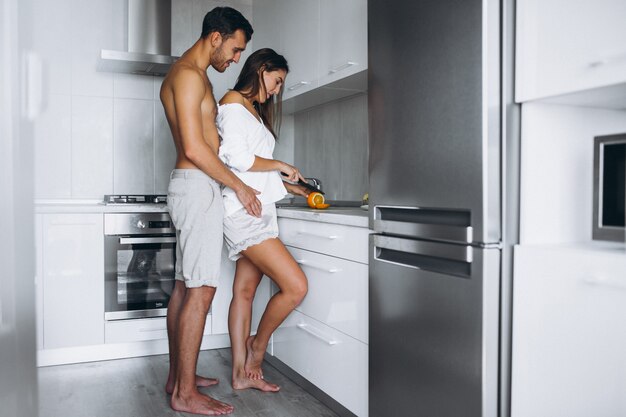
[104,212,176,320]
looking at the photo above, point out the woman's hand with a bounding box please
[278,161,306,183]
[283,181,310,198]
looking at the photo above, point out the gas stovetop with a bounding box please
[104,195,167,205]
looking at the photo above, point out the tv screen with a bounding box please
[593,134,626,242]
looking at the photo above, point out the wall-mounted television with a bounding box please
[593,133,626,242]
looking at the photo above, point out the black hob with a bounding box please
[104,195,167,205]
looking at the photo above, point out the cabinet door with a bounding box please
[211,247,271,335]
[273,310,368,416]
[318,0,367,86]
[512,245,626,417]
[516,0,626,102]
[35,214,43,350]
[286,246,368,343]
[42,213,104,349]
[281,0,320,100]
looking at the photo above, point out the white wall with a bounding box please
[520,102,626,244]
[32,0,254,199]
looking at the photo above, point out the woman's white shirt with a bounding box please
[217,103,288,217]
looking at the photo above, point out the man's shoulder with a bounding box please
[169,62,207,89]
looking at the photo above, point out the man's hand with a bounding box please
[283,181,310,198]
[235,184,262,217]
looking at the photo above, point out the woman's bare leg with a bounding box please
[239,238,308,380]
[228,257,279,391]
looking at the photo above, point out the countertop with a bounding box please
[35,200,168,214]
[35,200,371,228]
[276,206,369,228]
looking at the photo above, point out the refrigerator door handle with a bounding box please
[372,234,474,278]
[373,206,473,243]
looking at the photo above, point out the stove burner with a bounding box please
[104,195,167,205]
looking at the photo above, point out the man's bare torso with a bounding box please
[160,60,220,169]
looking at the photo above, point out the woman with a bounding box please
[217,48,309,392]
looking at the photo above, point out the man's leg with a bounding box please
[170,286,234,415]
[165,281,219,394]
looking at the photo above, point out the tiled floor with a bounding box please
[38,348,338,417]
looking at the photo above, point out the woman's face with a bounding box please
[258,68,287,103]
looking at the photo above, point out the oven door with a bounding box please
[105,235,176,320]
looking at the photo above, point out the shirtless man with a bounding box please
[159,7,257,416]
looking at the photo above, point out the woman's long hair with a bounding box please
[233,48,289,139]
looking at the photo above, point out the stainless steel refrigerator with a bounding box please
[368,0,519,416]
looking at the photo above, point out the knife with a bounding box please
[281,172,325,195]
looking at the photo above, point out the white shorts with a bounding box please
[223,203,279,261]
[167,169,223,288]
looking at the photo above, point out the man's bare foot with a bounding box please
[245,335,265,380]
[232,373,280,392]
[171,390,233,416]
[166,375,219,395]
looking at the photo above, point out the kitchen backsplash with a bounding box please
[294,93,369,202]
[32,0,253,199]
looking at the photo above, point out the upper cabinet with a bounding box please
[253,0,367,112]
[318,0,367,87]
[516,0,626,107]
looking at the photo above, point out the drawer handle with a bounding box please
[583,275,626,290]
[139,327,167,332]
[328,61,357,74]
[296,259,341,273]
[296,231,338,240]
[296,323,339,345]
[287,80,311,91]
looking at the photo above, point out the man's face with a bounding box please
[212,29,247,73]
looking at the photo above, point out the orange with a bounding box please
[307,192,325,208]
[315,203,330,209]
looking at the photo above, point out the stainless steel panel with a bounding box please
[105,308,168,321]
[104,212,174,235]
[369,236,500,417]
[128,0,171,55]
[119,236,176,245]
[368,0,502,244]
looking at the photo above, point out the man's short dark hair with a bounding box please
[201,7,253,42]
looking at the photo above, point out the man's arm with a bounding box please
[173,70,262,217]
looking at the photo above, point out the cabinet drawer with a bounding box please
[105,315,211,344]
[273,311,368,417]
[287,246,368,343]
[278,217,369,264]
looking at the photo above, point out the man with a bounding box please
[159,7,258,416]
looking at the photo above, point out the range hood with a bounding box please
[97,0,178,76]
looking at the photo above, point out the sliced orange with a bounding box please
[307,192,325,208]
[315,203,330,209]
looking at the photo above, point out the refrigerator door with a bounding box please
[369,234,500,417]
[368,0,502,244]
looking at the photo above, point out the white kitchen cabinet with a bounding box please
[274,216,369,416]
[318,0,367,87]
[273,310,368,417]
[210,247,272,335]
[35,214,44,350]
[511,243,626,417]
[253,0,367,107]
[516,0,626,104]
[42,213,105,349]
[105,315,211,344]
[288,246,368,343]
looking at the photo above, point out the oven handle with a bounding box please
[119,237,177,245]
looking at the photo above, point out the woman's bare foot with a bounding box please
[166,375,219,395]
[245,335,265,380]
[232,372,280,392]
[170,390,233,416]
